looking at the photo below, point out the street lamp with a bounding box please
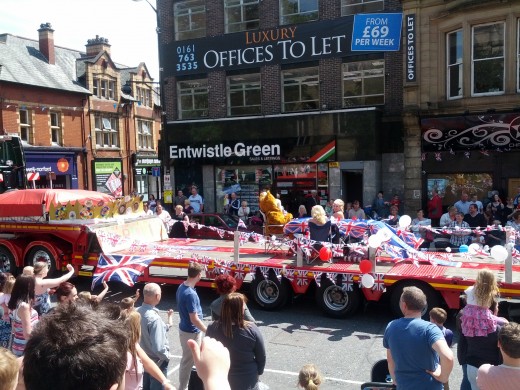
[131,0,167,203]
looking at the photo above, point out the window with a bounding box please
[177,79,209,119]
[342,59,384,106]
[95,116,119,147]
[282,66,319,112]
[447,30,463,99]
[138,119,154,149]
[227,73,261,116]
[136,87,152,107]
[225,0,259,33]
[472,22,504,95]
[50,112,62,146]
[341,0,383,16]
[174,0,206,40]
[19,109,33,144]
[280,0,318,25]
[92,77,116,99]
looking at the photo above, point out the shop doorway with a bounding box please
[342,171,363,205]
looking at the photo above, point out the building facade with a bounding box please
[159,0,406,215]
[402,0,520,213]
[0,23,161,198]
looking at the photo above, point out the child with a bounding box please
[0,347,19,390]
[430,307,454,347]
[0,275,15,348]
[298,364,323,390]
[462,269,508,337]
[119,289,140,317]
[77,281,109,307]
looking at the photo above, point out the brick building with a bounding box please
[0,23,161,197]
[158,0,406,214]
[402,0,520,213]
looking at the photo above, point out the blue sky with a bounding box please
[0,0,159,79]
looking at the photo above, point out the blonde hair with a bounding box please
[22,266,34,276]
[474,269,500,308]
[33,261,48,275]
[123,311,142,380]
[0,347,18,390]
[311,205,327,225]
[175,205,183,212]
[298,364,323,390]
[333,199,344,211]
[78,291,92,301]
[2,275,15,294]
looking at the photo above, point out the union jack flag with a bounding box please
[341,273,355,291]
[373,273,386,291]
[337,220,368,238]
[92,253,156,289]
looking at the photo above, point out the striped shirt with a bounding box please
[10,302,39,356]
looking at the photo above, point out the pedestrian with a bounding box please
[427,189,443,227]
[174,190,187,208]
[228,193,240,216]
[372,191,389,219]
[210,274,255,322]
[298,364,323,390]
[176,262,207,390]
[430,307,454,390]
[136,283,173,390]
[188,186,204,213]
[383,286,453,389]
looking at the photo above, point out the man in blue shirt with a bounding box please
[188,186,204,213]
[383,286,454,389]
[177,262,207,390]
[137,283,174,390]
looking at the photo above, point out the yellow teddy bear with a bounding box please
[259,190,293,234]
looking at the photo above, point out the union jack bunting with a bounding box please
[237,218,247,229]
[92,253,155,288]
[337,220,368,238]
[340,273,355,291]
[373,273,385,291]
[283,218,309,234]
[294,270,310,286]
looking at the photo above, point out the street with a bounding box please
[81,279,464,390]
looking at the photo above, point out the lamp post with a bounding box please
[132,0,168,204]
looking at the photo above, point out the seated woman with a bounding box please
[331,199,345,221]
[308,205,331,244]
[170,205,190,238]
[385,205,400,226]
[297,205,308,219]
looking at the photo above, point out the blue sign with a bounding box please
[351,13,403,51]
[152,167,161,177]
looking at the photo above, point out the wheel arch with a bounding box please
[24,241,62,269]
[0,239,24,270]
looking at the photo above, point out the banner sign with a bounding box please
[421,113,520,152]
[93,160,123,197]
[165,14,402,76]
[351,13,403,51]
[170,138,336,164]
[405,14,416,82]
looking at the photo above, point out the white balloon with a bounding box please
[361,274,375,289]
[490,245,508,262]
[446,247,452,253]
[398,215,412,228]
[368,234,382,249]
[468,243,480,255]
[376,229,392,242]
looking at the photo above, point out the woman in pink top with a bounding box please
[8,274,39,357]
[122,310,176,390]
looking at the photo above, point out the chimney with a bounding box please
[38,22,55,65]
[85,35,111,56]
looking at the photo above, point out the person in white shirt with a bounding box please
[237,201,250,222]
[188,187,204,213]
[155,202,172,232]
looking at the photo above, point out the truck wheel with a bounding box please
[26,246,57,276]
[251,276,289,310]
[0,247,16,274]
[390,281,441,318]
[316,281,361,318]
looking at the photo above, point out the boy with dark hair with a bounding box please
[430,307,454,347]
[23,302,129,390]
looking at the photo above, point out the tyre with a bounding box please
[251,275,289,310]
[316,280,361,318]
[390,281,441,318]
[0,246,16,274]
[26,246,57,276]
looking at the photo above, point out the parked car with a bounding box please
[187,213,262,240]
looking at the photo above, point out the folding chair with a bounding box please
[304,220,332,264]
[259,210,285,253]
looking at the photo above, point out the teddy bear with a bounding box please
[259,190,293,234]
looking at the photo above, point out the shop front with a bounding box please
[134,155,161,201]
[25,151,78,189]
[421,112,520,209]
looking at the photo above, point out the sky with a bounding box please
[0,0,159,79]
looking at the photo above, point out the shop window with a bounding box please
[447,30,463,99]
[19,108,33,144]
[280,0,318,25]
[50,112,62,146]
[95,116,119,148]
[174,0,206,41]
[227,73,261,116]
[137,119,154,150]
[472,22,504,96]
[282,66,319,112]
[341,0,383,16]
[177,79,209,119]
[342,59,384,107]
[225,0,259,33]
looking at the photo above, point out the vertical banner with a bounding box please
[94,160,123,197]
[406,14,416,82]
